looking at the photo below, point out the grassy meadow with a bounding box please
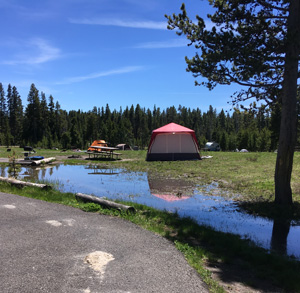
[1,146,300,292]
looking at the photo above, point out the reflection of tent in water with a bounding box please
[148,176,193,202]
[146,123,201,161]
[152,193,190,202]
[88,140,108,152]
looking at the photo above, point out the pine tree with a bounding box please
[24,84,41,144]
[166,0,300,204]
[11,86,23,145]
[0,83,7,133]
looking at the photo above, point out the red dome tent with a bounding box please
[146,123,201,161]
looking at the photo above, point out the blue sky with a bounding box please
[0,0,241,113]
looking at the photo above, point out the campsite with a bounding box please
[1,146,300,292]
[1,0,299,291]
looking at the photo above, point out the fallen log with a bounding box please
[0,176,51,190]
[75,193,135,213]
[30,157,56,166]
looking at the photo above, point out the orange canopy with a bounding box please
[88,140,107,152]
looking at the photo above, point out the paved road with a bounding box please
[0,193,208,293]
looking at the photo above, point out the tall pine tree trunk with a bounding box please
[274,0,300,205]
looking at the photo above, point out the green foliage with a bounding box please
[0,83,297,152]
[165,1,293,107]
[7,150,20,178]
[166,0,300,205]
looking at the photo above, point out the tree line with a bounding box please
[0,82,290,151]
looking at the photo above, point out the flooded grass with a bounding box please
[1,163,299,260]
[2,147,300,202]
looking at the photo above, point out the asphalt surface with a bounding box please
[0,192,208,293]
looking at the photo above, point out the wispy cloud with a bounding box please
[4,38,61,65]
[69,17,167,30]
[134,39,188,49]
[56,66,143,85]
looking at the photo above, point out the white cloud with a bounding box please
[69,17,167,30]
[56,66,143,85]
[3,38,61,65]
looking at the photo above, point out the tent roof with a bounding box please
[152,123,195,134]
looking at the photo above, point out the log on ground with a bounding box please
[30,157,56,166]
[75,193,135,213]
[0,176,51,189]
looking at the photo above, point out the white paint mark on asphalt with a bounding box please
[46,220,62,227]
[63,219,75,226]
[82,288,91,293]
[3,205,16,209]
[84,251,115,279]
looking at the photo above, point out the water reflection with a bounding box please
[0,164,299,259]
[148,177,193,202]
[84,165,119,175]
[271,219,291,256]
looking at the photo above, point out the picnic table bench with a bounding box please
[86,146,122,160]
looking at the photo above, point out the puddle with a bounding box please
[1,164,299,259]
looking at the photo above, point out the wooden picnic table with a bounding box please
[87,146,122,159]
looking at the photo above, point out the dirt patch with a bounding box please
[84,251,115,275]
[148,176,196,196]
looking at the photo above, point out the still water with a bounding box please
[5,164,300,259]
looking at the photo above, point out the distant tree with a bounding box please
[166,0,300,205]
[146,108,153,134]
[228,133,237,151]
[11,86,23,145]
[7,85,23,145]
[40,92,50,144]
[122,118,134,145]
[259,128,272,152]
[139,114,150,147]
[0,84,11,146]
[166,106,178,123]
[152,105,161,130]
[204,105,217,141]
[0,83,6,133]
[48,95,55,134]
[24,84,41,144]
[178,105,190,126]
[270,102,281,150]
[219,131,228,151]
[61,131,71,149]
[217,109,226,130]
[54,101,66,142]
[70,117,82,148]
[86,109,99,142]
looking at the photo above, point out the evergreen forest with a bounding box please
[0,82,294,151]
